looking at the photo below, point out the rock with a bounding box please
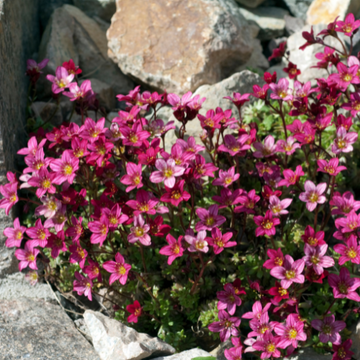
[83,310,175,360]
[73,0,116,22]
[74,318,93,343]
[151,348,213,360]
[31,101,63,127]
[107,0,259,94]
[351,321,360,360]
[38,5,133,98]
[0,298,99,359]
[284,14,305,35]
[283,0,314,19]
[236,39,269,73]
[268,37,288,55]
[234,0,266,8]
[210,340,232,360]
[306,0,360,25]
[283,347,332,360]
[80,78,116,111]
[239,7,289,41]
[0,272,55,301]
[39,0,74,28]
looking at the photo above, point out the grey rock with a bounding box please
[31,101,63,127]
[239,6,289,41]
[38,5,133,98]
[283,0,314,19]
[39,0,74,28]
[234,0,266,8]
[283,347,332,360]
[0,298,100,359]
[73,0,116,22]
[80,78,116,111]
[151,348,213,360]
[84,310,175,360]
[351,320,360,360]
[236,39,269,72]
[284,14,305,35]
[210,340,232,360]
[74,318,93,343]
[0,272,55,301]
[268,36,288,54]
[107,0,260,94]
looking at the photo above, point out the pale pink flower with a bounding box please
[299,180,326,212]
[150,158,185,188]
[303,244,335,275]
[17,136,47,156]
[103,252,131,285]
[46,66,74,94]
[213,167,240,188]
[274,314,307,349]
[317,158,346,176]
[269,78,292,101]
[242,301,271,320]
[128,215,151,246]
[253,135,276,158]
[15,243,39,271]
[270,255,305,289]
[73,272,93,301]
[332,127,358,154]
[184,230,209,253]
[195,205,226,231]
[208,310,241,342]
[217,284,242,315]
[159,234,184,265]
[50,150,79,185]
[276,136,300,155]
[334,235,360,265]
[3,218,26,248]
[252,331,282,359]
[268,195,292,216]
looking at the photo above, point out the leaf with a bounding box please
[191,357,216,360]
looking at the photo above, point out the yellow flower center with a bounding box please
[322,325,332,335]
[48,201,57,211]
[63,164,73,176]
[74,148,84,157]
[27,254,35,261]
[133,175,141,185]
[15,230,23,240]
[37,229,46,240]
[77,248,85,258]
[129,133,138,143]
[309,192,319,203]
[231,147,240,153]
[171,190,181,199]
[275,257,283,266]
[278,287,287,296]
[138,203,149,212]
[97,145,106,155]
[205,217,215,226]
[337,347,346,358]
[224,177,233,185]
[172,244,180,254]
[109,216,118,225]
[266,343,276,353]
[324,165,335,174]
[134,308,141,316]
[337,139,346,149]
[195,241,205,250]
[279,91,287,98]
[134,227,144,237]
[41,179,51,189]
[261,220,273,230]
[259,325,269,334]
[10,194,17,203]
[100,224,107,236]
[311,255,319,265]
[56,79,66,88]
[354,101,360,110]
[116,264,126,275]
[346,248,357,259]
[342,73,352,82]
[35,161,44,170]
[338,282,348,294]
[285,270,295,280]
[307,237,318,246]
[343,24,353,33]
[164,169,173,178]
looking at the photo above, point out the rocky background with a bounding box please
[1,0,360,359]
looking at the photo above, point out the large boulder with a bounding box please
[84,310,175,360]
[38,0,73,28]
[283,0,314,19]
[107,0,259,94]
[306,0,360,25]
[38,5,133,98]
[73,0,116,22]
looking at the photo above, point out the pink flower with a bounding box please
[69,245,88,268]
[263,248,284,270]
[336,13,360,36]
[242,301,271,320]
[120,121,151,147]
[198,109,221,130]
[252,83,270,99]
[103,252,131,285]
[268,195,292,217]
[269,78,292,101]
[88,215,109,247]
[217,284,242,315]
[160,180,191,207]
[234,190,260,214]
[332,339,354,360]
[335,211,360,233]
[101,204,128,231]
[149,216,171,237]
[62,59,82,75]
[294,80,315,98]
[224,344,243,360]
[207,228,236,255]
[254,211,280,237]
[218,134,250,156]
[342,92,360,116]
[63,80,93,101]
[334,235,360,265]
[126,190,158,215]
[268,282,289,303]
[332,127,358,154]
[299,180,327,212]
[270,255,305,289]
[330,191,360,215]
[248,311,275,338]
[150,158,185,188]
[65,216,84,243]
[23,148,51,174]
[35,196,62,219]
[317,158,346,176]
[25,219,50,248]
[128,215,151,246]
[311,315,346,345]
[276,137,300,155]
[208,310,241,342]
[159,234,184,265]
[17,136,47,156]
[86,137,114,167]
[274,314,306,349]
[15,243,39,271]
[224,92,250,109]
[25,271,39,286]
[44,205,67,232]
[329,62,359,90]
[120,162,143,192]
[252,331,282,359]
[73,272,93,301]
[195,205,226,231]
[301,225,325,247]
[213,167,240,188]
[71,137,89,158]
[176,136,205,155]
[184,230,209,253]
[253,135,276,158]
[80,118,106,143]
[126,300,142,323]
[28,167,57,198]
[26,58,49,83]
[46,66,74,94]
[46,231,67,258]
[4,218,26,248]
[303,244,334,275]
[83,258,102,282]
[0,182,19,215]
[328,267,360,301]
[212,188,242,209]
[50,150,79,185]
[191,154,218,179]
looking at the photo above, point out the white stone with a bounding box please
[151,348,213,360]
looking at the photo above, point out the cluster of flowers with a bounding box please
[1,12,360,359]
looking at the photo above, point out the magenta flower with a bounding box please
[224,92,250,109]
[63,80,93,101]
[17,136,47,156]
[28,167,56,198]
[217,284,242,315]
[149,216,171,237]
[311,315,346,345]
[81,118,106,143]
[23,148,51,174]
[126,300,142,323]
[294,80,315,98]
[120,162,143,192]
[176,136,205,155]
[212,188,242,209]
[195,205,226,231]
[101,204,128,231]
[342,92,360,116]
[242,301,271,320]
[4,218,26,248]
[128,215,151,246]
[161,143,192,167]
[159,234,184,265]
[303,244,334,275]
[86,137,114,167]
[208,310,241,342]
[46,66,74,93]
[334,235,360,265]
[299,180,326,212]
[335,211,360,233]
[268,195,292,217]
[50,150,79,185]
[0,182,19,215]
[25,219,50,248]
[83,258,102,282]
[73,272,93,301]
[126,190,159,216]
[120,121,151,147]
[252,331,282,359]
[332,127,358,154]
[44,205,67,232]
[254,211,280,237]
[332,339,354,360]
[26,58,49,82]
[224,345,243,360]
[25,271,39,286]
[160,180,191,207]
[269,78,292,101]
[103,252,131,285]
[71,137,89,158]
[150,158,185,188]
[301,225,325,247]
[35,196,62,219]
[88,215,109,247]
[328,267,360,301]
[207,228,236,255]
[263,248,284,270]
[274,313,306,349]
[276,136,300,155]
[69,245,88,269]
[65,216,83,243]
[191,154,218,179]
[218,134,250,156]
[184,230,209,253]
[270,255,305,289]
[15,243,39,271]
[329,62,359,90]
[253,135,276,158]
[252,83,270,99]
[336,13,360,36]
[317,158,346,176]
[46,231,67,259]
[213,167,240,188]
[234,190,260,214]
[248,311,274,338]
